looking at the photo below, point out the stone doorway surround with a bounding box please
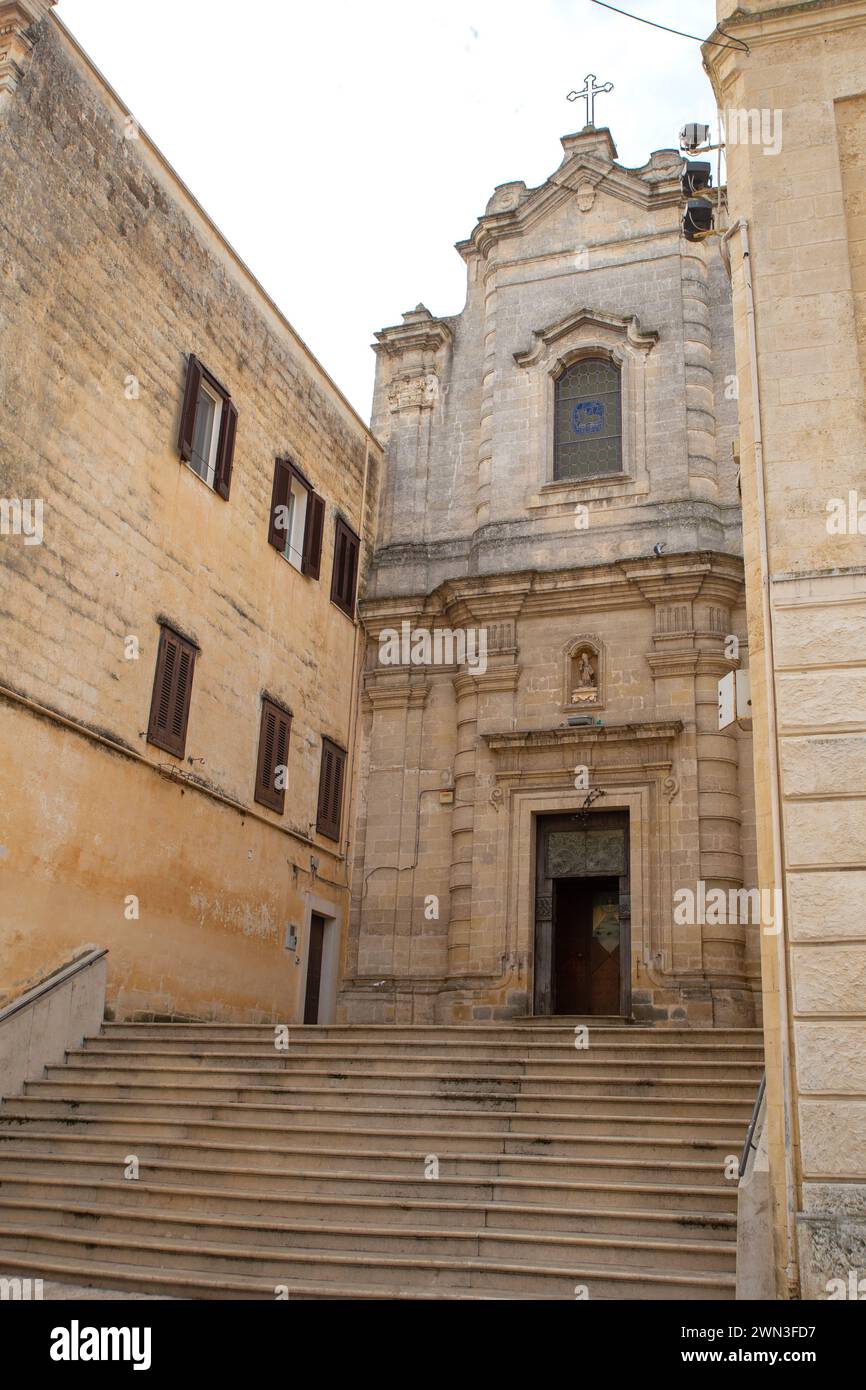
[535,811,630,1017]
[484,721,685,1021]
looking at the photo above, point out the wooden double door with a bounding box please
[534,812,630,1016]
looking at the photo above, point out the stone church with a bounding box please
[340,126,759,1029]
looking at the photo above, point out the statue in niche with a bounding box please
[571,647,599,705]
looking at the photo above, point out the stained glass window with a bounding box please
[554,357,622,480]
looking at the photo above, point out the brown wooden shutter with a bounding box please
[214,398,237,500]
[330,517,360,617]
[316,737,346,840]
[147,626,197,758]
[302,492,325,578]
[178,355,203,461]
[254,698,292,813]
[268,458,293,549]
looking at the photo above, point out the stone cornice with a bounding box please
[454,664,521,696]
[373,306,453,361]
[713,0,863,41]
[623,553,745,607]
[645,652,702,678]
[703,2,866,90]
[363,673,430,710]
[484,719,684,753]
[360,552,746,628]
[514,308,658,369]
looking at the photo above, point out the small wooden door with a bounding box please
[303,913,326,1024]
[553,877,621,1014]
[534,811,630,1016]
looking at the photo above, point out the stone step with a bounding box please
[0,1226,736,1298]
[0,1111,737,1162]
[0,1130,735,1186]
[80,1038,766,1061]
[0,1245,733,1300]
[0,1199,736,1274]
[9,1082,752,1120]
[0,1019,758,1300]
[0,1152,737,1210]
[0,1175,737,1241]
[101,1023,762,1043]
[2,1096,750,1139]
[56,1053,764,1081]
[30,1069,761,1102]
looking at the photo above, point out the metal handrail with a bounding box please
[740,1069,766,1179]
[0,948,107,1025]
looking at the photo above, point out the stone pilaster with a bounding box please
[448,672,478,973]
[682,246,718,500]
[371,306,451,550]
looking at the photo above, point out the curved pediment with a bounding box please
[513,308,659,369]
[456,128,682,263]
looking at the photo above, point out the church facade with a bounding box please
[340,127,759,1028]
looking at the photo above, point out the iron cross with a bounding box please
[567,73,614,127]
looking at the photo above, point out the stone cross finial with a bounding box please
[567,72,614,128]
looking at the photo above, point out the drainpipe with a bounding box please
[341,440,374,866]
[723,217,799,1297]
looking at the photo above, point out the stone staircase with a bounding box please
[0,1022,763,1299]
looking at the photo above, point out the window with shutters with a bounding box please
[254,698,292,814]
[147,625,197,759]
[268,458,325,578]
[554,355,622,481]
[330,516,360,618]
[177,354,237,499]
[316,736,346,841]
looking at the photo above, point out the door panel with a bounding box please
[304,914,326,1024]
[552,875,621,1016]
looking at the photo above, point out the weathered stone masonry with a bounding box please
[0,8,381,1020]
[341,127,759,1027]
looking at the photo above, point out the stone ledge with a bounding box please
[483,719,684,753]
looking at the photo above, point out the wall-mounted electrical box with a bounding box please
[718,668,752,730]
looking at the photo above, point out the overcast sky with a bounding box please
[57,0,720,420]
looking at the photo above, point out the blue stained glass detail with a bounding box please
[571,400,604,436]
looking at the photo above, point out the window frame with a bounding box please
[268,457,325,578]
[177,353,237,500]
[330,515,360,619]
[316,736,347,841]
[254,696,292,815]
[146,623,198,760]
[190,378,224,489]
[553,353,623,482]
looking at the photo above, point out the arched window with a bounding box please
[554,356,622,480]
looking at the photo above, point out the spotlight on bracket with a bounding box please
[681,160,712,199]
[683,199,714,242]
[679,122,711,152]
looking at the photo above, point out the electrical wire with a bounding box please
[589,1,750,53]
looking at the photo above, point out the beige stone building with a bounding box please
[341,127,761,1028]
[0,1,381,1024]
[5,0,865,1306]
[704,0,866,1303]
